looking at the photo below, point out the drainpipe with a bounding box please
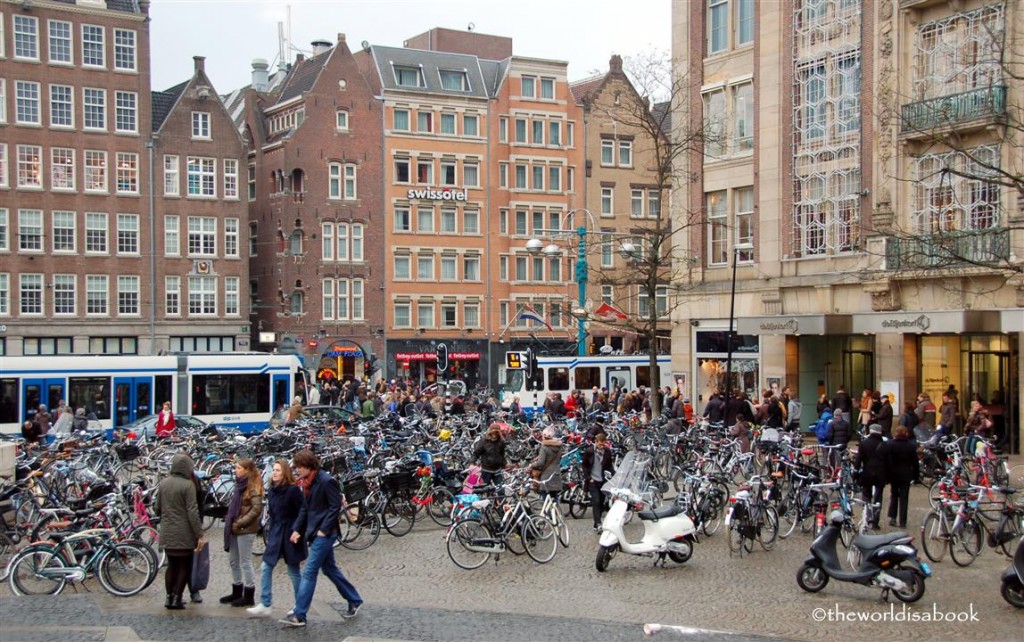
[484,100,493,388]
[147,137,156,354]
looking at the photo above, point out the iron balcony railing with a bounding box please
[885,228,1010,270]
[901,85,1007,133]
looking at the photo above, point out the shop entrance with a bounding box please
[843,349,874,398]
[968,350,1015,452]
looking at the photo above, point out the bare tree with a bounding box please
[576,51,715,415]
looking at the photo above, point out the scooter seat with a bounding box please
[853,531,912,549]
[637,503,685,521]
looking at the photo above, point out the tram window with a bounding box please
[637,366,651,388]
[575,367,599,391]
[548,367,570,392]
[504,370,524,394]
[70,377,111,420]
[526,368,544,392]
[154,376,173,412]
[0,379,17,424]
[192,374,270,415]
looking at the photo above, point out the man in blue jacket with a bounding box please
[280,450,363,628]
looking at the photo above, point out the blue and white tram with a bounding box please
[501,354,674,415]
[0,353,309,435]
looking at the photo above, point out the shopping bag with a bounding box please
[190,541,210,591]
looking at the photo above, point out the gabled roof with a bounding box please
[651,101,672,139]
[569,73,604,103]
[274,50,332,106]
[53,0,142,13]
[369,45,491,99]
[479,59,508,97]
[151,80,188,132]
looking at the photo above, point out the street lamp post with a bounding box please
[724,243,754,417]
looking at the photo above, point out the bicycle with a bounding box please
[725,476,779,556]
[8,528,156,597]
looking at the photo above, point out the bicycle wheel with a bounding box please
[759,505,779,551]
[997,511,1022,557]
[728,524,744,555]
[382,495,416,537]
[949,518,983,567]
[9,545,67,596]
[551,509,569,548]
[653,451,672,478]
[567,486,589,519]
[98,542,154,596]
[777,494,800,539]
[521,515,557,564]
[927,481,944,511]
[840,519,856,549]
[427,487,455,527]
[338,504,381,551]
[129,525,165,569]
[446,518,492,570]
[920,511,948,563]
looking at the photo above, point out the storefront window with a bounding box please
[920,336,961,407]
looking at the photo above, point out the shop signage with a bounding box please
[880,315,931,332]
[851,310,999,334]
[396,351,481,361]
[738,315,849,336]
[406,187,469,202]
[326,348,364,357]
[758,318,799,333]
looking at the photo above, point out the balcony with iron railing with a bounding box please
[884,227,1010,271]
[901,85,1007,135]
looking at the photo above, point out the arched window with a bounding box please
[290,168,304,193]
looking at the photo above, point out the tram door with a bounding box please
[272,374,291,413]
[21,379,64,423]
[607,366,633,394]
[113,377,153,427]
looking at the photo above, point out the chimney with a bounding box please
[311,39,332,56]
[609,55,623,74]
[251,58,270,92]
[194,56,206,73]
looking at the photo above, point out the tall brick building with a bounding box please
[1,0,249,357]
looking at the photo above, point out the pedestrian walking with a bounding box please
[583,432,615,531]
[280,450,363,628]
[884,425,919,529]
[854,424,887,530]
[220,459,264,608]
[154,454,204,610]
[248,459,306,618]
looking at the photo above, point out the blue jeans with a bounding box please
[259,559,301,608]
[291,535,362,620]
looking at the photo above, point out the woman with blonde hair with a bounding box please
[247,459,306,617]
[220,458,264,608]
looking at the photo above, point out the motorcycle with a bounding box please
[595,451,698,572]
[796,510,930,602]
[1000,536,1024,608]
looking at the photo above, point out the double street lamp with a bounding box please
[525,209,638,357]
[724,242,754,414]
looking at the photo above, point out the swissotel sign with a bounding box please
[406,188,469,202]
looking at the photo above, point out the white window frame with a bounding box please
[163,155,180,196]
[81,24,104,68]
[225,218,239,257]
[322,223,334,261]
[223,159,239,199]
[393,302,411,328]
[50,147,75,191]
[187,216,216,256]
[335,109,349,131]
[52,210,76,253]
[187,276,217,316]
[115,152,139,194]
[186,157,216,197]
[191,111,211,139]
[522,75,536,98]
[116,213,139,255]
[601,187,614,217]
[225,277,240,316]
[15,80,40,125]
[113,28,136,71]
[85,212,108,254]
[351,223,363,262]
[117,275,140,316]
[48,19,73,65]
[17,145,43,190]
[18,209,43,252]
[84,150,107,193]
[417,301,434,328]
[85,274,108,316]
[394,254,411,280]
[14,15,39,61]
[82,87,106,131]
[52,274,76,316]
[164,215,180,256]
[49,84,74,128]
[114,90,137,133]
[20,273,43,315]
[165,276,180,316]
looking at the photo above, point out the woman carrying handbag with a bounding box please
[247,459,307,617]
[220,459,264,608]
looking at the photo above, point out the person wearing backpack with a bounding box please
[814,409,834,444]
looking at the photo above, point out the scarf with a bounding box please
[223,474,249,552]
[296,470,316,497]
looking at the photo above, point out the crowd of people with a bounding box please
[20,400,92,445]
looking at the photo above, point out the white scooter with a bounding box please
[596,451,698,572]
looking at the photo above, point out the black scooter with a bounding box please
[1000,536,1024,608]
[796,510,931,602]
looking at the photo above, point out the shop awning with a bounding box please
[736,314,852,336]
[851,310,1002,334]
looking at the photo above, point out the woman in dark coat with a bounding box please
[154,454,204,610]
[247,459,306,617]
[884,425,919,529]
[854,424,887,530]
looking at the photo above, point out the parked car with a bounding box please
[116,413,210,440]
[269,405,359,428]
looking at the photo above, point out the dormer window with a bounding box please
[394,66,423,88]
[439,70,469,91]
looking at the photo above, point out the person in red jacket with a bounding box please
[155,401,176,438]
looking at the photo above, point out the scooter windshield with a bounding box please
[604,451,652,500]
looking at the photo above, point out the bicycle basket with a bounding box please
[116,444,142,461]
[382,470,416,494]
[343,475,369,503]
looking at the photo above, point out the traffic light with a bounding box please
[525,347,535,378]
[436,343,449,374]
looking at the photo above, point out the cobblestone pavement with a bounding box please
[1,483,1021,642]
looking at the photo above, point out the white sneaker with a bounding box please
[247,603,273,617]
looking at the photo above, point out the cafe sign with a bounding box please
[396,351,481,361]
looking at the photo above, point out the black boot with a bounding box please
[220,583,243,604]
[165,594,174,609]
[232,585,255,607]
[169,594,186,610]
